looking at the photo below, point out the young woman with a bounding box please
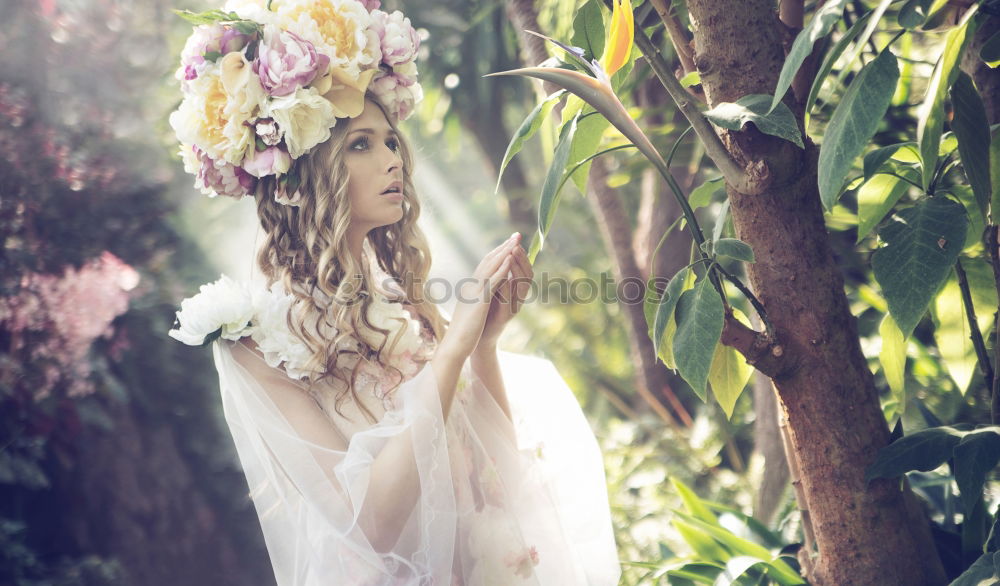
[169,3,619,584]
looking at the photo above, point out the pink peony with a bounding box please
[254,25,330,97]
[179,24,249,83]
[242,145,292,178]
[254,118,281,146]
[370,70,422,121]
[371,10,420,67]
[191,146,256,198]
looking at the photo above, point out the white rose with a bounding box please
[266,86,339,158]
[169,275,254,346]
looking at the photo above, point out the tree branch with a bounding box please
[634,26,772,196]
[955,257,995,398]
[720,308,790,379]
[648,0,698,77]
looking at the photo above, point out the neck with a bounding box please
[347,227,368,266]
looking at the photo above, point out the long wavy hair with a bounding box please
[254,93,446,422]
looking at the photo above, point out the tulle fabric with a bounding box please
[213,339,620,585]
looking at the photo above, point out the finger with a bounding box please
[512,246,532,278]
[486,255,513,294]
[477,240,518,279]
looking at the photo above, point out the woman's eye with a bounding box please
[350,137,369,151]
[386,138,400,152]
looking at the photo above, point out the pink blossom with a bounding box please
[242,145,292,178]
[192,146,257,198]
[371,10,419,67]
[179,24,249,83]
[255,119,281,146]
[1,252,138,400]
[370,71,422,121]
[359,0,381,11]
[254,25,330,97]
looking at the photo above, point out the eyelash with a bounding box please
[349,136,400,153]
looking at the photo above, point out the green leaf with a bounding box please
[839,0,894,71]
[708,309,753,418]
[878,314,907,408]
[174,8,238,25]
[917,19,973,192]
[704,94,804,149]
[674,276,726,401]
[568,112,611,193]
[950,72,992,218]
[714,238,755,263]
[863,143,917,180]
[672,518,730,562]
[533,114,579,261]
[689,176,724,210]
[932,270,978,394]
[671,477,718,525]
[950,551,1000,586]
[680,71,701,87]
[856,172,912,243]
[954,428,1000,514]
[805,11,872,120]
[898,0,935,29]
[673,514,805,584]
[982,30,1000,67]
[653,267,691,359]
[818,50,899,209]
[771,0,850,111]
[571,0,605,62]
[665,562,724,584]
[496,90,564,193]
[871,197,967,337]
[866,426,967,483]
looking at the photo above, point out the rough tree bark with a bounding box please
[683,1,946,583]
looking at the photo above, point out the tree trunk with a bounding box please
[683,1,946,583]
[587,159,680,425]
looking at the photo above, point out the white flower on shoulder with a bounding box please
[250,283,319,379]
[169,275,254,346]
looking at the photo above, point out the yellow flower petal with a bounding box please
[601,0,634,76]
[322,68,377,118]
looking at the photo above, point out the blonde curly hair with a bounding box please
[254,93,446,421]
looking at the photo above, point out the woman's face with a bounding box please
[343,100,406,234]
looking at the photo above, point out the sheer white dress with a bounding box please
[174,276,620,586]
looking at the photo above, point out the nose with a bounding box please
[382,144,401,174]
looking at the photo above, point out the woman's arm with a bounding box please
[470,345,512,422]
[233,338,465,552]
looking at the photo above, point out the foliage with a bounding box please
[0,1,269,582]
[489,0,1000,579]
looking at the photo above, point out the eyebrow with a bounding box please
[348,128,397,137]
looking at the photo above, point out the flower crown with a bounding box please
[170,0,423,206]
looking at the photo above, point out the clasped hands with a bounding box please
[437,232,534,363]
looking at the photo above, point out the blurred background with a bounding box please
[1,0,994,584]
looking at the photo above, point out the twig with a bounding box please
[780,414,817,578]
[633,26,772,196]
[648,0,697,76]
[955,258,995,398]
[987,225,1000,424]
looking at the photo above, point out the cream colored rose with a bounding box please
[169,67,230,160]
[272,0,375,78]
[220,51,266,163]
[266,86,338,158]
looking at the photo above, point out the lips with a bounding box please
[381,180,403,196]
